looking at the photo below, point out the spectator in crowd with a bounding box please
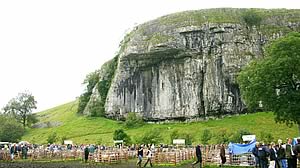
[143,146,153,167]
[84,145,89,163]
[286,138,297,168]
[136,144,144,168]
[192,144,202,168]
[10,144,17,161]
[293,138,300,161]
[21,144,28,159]
[252,142,260,168]
[269,142,279,168]
[220,144,226,167]
[277,139,287,168]
[257,142,270,168]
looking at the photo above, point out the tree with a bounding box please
[77,70,100,114]
[2,91,37,128]
[238,32,300,135]
[113,129,131,145]
[201,129,212,145]
[0,115,24,142]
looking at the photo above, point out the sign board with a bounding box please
[173,139,185,145]
[242,135,256,141]
[114,140,124,144]
[64,140,73,145]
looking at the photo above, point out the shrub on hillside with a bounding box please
[201,129,212,145]
[259,131,274,144]
[125,112,144,128]
[230,129,252,143]
[113,129,131,145]
[138,129,162,145]
[170,130,194,145]
[215,128,231,144]
[47,132,58,144]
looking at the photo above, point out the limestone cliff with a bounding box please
[84,8,300,120]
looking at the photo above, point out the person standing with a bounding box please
[192,144,202,168]
[84,145,89,163]
[10,144,16,161]
[252,142,260,168]
[269,142,279,168]
[286,138,297,168]
[277,139,287,168]
[220,144,226,167]
[293,139,300,164]
[21,144,28,159]
[257,142,269,168]
[143,147,153,167]
[136,145,144,168]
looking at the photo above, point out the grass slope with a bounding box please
[23,101,298,145]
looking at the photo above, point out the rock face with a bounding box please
[85,8,300,120]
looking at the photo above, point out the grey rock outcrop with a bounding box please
[85,8,300,120]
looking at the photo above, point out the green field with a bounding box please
[22,101,298,145]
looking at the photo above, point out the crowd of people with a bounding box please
[252,138,300,168]
[1,138,300,168]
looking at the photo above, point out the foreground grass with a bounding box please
[23,101,298,145]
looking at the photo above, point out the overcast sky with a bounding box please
[0,0,299,112]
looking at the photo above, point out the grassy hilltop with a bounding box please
[23,101,298,145]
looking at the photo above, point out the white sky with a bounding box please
[0,0,299,112]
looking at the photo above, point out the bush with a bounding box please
[259,131,274,144]
[170,130,194,145]
[230,129,252,143]
[201,129,212,145]
[215,128,231,144]
[113,129,131,145]
[47,132,58,144]
[125,112,144,128]
[61,135,67,145]
[242,9,263,27]
[0,115,24,142]
[139,129,162,145]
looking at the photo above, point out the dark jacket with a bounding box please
[220,146,226,158]
[84,147,89,156]
[10,146,16,154]
[138,147,143,157]
[277,145,286,159]
[293,144,300,160]
[285,144,293,159]
[270,147,278,161]
[258,146,270,159]
[252,147,259,157]
[196,145,202,159]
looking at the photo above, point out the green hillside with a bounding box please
[23,101,298,145]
